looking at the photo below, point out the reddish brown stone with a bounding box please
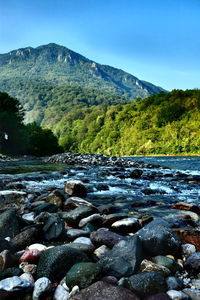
[172,202,200,215]
[173,228,200,251]
[19,249,40,263]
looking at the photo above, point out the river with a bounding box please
[0,156,199,223]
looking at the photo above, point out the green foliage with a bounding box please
[0,92,61,156]
[54,90,200,155]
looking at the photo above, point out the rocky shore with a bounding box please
[0,165,200,300]
[44,153,161,169]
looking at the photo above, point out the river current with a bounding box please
[0,156,199,222]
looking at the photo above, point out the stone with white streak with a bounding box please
[32,277,52,300]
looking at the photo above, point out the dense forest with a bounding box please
[0,92,61,156]
[52,89,200,155]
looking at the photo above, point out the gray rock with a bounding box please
[191,279,200,289]
[79,214,103,228]
[137,219,181,256]
[111,217,140,233]
[0,210,20,239]
[0,238,14,253]
[73,237,94,248]
[63,197,96,211]
[183,288,200,300]
[64,180,87,198]
[36,245,89,282]
[90,228,124,248]
[184,252,200,271]
[65,262,101,289]
[69,280,140,300]
[66,228,89,239]
[103,213,129,226]
[100,235,143,277]
[166,276,183,290]
[11,227,41,251]
[0,276,33,291]
[181,243,196,258]
[103,257,133,278]
[166,290,189,300]
[0,190,27,214]
[125,272,167,298]
[33,277,52,300]
[42,214,65,240]
[61,205,96,226]
[54,285,69,300]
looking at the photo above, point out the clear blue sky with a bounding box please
[0,0,200,91]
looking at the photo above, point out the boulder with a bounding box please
[0,210,20,239]
[125,272,167,298]
[36,245,89,282]
[65,262,101,289]
[0,191,27,214]
[64,180,87,198]
[184,252,200,271]
[11,227,42,251]
[45,189,65,208]
[61,206,96,226]
[137,219,181,256]
[69,280,140,300]
[90,228,124,248]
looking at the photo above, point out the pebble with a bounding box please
[78,213,102,227]
[28,243,47,252]
[166,290,190,300]
[53,284,70,300]
[32,277,52,300]
[0,275,33,291]
[73,237,94,247]
[19,249,40,263]
[181,243,196,258]
[20,272,35,284]
[140,259,171,276]
[93,245,110,259]
[68,285,80,298]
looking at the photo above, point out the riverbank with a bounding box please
[0,162,199,299]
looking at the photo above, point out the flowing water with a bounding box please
[0,156,199,222]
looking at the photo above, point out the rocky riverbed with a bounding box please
[0,154,199,299]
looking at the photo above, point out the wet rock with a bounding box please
[45,189,65,208]
[111,217,140,233]
[140,259,171,276]
[78,214,103,228]
[0,239,14,253]
[63,197,96,211]
[66,242,94,255]
[184,252,200,271]
[172,202,200,215]
[166,276,183,290]
[94,245,110,259]
[125,272,167,298]
[28,243,47,252]
[32,202,59,215]
[143,293,171,300]
[19,249,40,264]
[0,190,27,214]
[69,280,140,300]
[152,256,182,273]
[32,277,52,300]
[103,257,133,278]
[65,262,101,289]
[191,278,200,289]
[42,214,65,241]
[22,212,35,223]
[101,276,118,285]
[90,228,124,248]
[20,273,35,285]
[129,169,143,178]
[64,180,87,198]
[137,219,181,256]
[181,243,196,257]
[66,228,89,239]
[183,288,200,300]
[173,228,200,251]
[20,263,37,275]
[11,227,41,251]
[36,245,89,282]
[73,237,94,247]
[0,250,16,269]
[0,210,20,239]
[103,213,129,226]
[62,205,96,226]
[166,290,189,300]
[0,275,33,291]
[0,268,22,280]
[100,235,143,277]
[54,285,69,300]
